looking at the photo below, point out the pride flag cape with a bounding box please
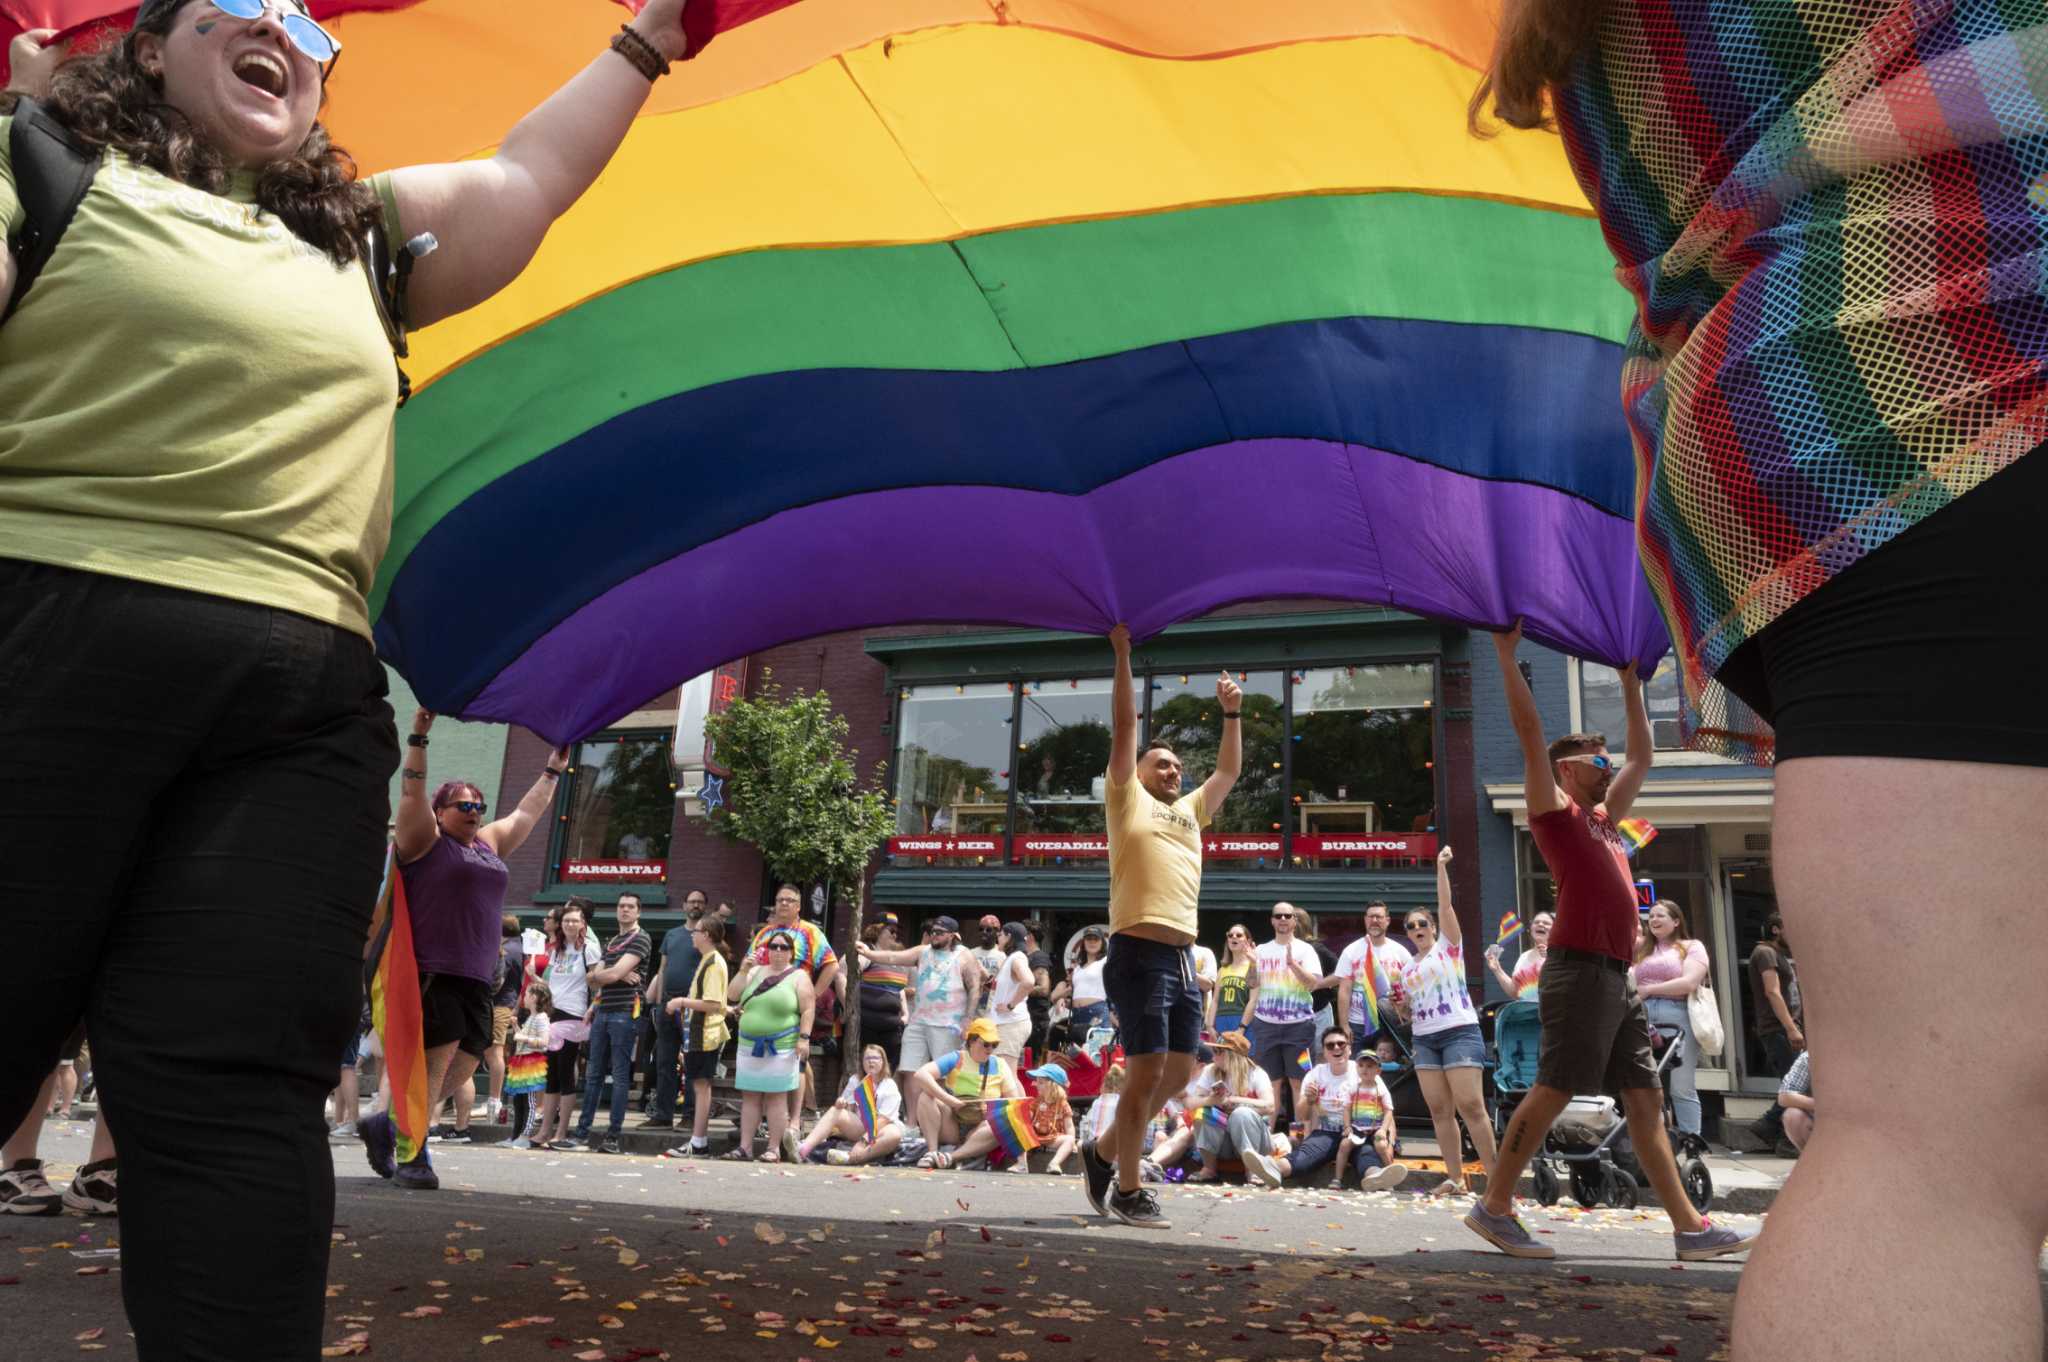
[852,1076,881,1141]
[1618,818,1659,858]
[983,1099,1041,1160]
[365,844,430,1164]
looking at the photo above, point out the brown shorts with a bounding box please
[1534,948,1659,1095]
[491,1006,518,1048]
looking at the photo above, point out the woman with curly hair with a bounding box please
[0,2,689,1355]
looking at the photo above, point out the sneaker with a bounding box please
[825,1149,852,1166]
[781,1128,803,1164]
[486,1100,502,1125]
[328,1120,358,1141]
[1772,1140,1802,1160]
[1078,1141,1115,1216]
[359,1112,397,1180]
[507,1136,534,1150]
[0,1159,63,1216]
[1241,1147,1283,1189]
[1105,1185,1172,1229]
[394,1156,441,1192]
[596,1136,623,1155]
[440,1127,473,1145]
[1463,1202,1554,1259]
[63,1159,117,1216]
[1362,1163,1408,1191]
[1675,1218,1758,1262]
[555,1136,584,1151]
[429,1122,456,1140]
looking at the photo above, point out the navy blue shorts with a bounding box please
[1102,934,1202,1057]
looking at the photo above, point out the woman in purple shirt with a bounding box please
[358,709,569,1190]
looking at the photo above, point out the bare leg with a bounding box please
[1042,1133,1074,1173]
[762,1090,791,1162]
[1416,1069,1467,1189]
[1102,1052,1197,1194]
[3,1074,56,1163]
[53,1064,77,1118]
[854,1126,902,1164]
[451,1075,476,1132]
[483,1045,507,1116]
[1447,1067,1500,1184]
[1282,1075,1305,1131]
[688,1080,714,1144]
[1480,1085,1571,1216]
[333,1065,360,1127]
[799,1108,861,1159]
[1618,1087,1704,1232]
[421,1041,458,1130]
[86,1118,115,1164]
[1734,758,2048,1362]
[1783,1108,1812,1150]
[737,1094,762,1156]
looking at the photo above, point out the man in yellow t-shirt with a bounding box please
[1080,624,1241,1230]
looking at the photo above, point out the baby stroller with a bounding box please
[1489,1001,1712,1213]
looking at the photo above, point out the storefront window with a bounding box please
[1012,677,1112,868]
[1150,669,1287,865]
[1289,663,1436,867]
[553,732,674,887]
[889,683,1013,867]
[1579,656,1687,752]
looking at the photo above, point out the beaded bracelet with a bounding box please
[610,24,672,81]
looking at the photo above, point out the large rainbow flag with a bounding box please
[364,845,430,1165]
[3,2,1656,745]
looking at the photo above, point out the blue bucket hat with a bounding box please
[1024,1063,1068,1086]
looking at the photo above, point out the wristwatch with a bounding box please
[406,733,429,748]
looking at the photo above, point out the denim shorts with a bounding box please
[1410,1021,1486,1070]
[1101,934,1202,1056]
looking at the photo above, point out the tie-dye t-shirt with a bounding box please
[1509,948,1546,999]
[908,945,972,1029]
[1250,939,1322,1024]
[1303,1062,1359,1131]
[1396,941,1476,1037]
[1334,937,1411,1031]
[1348,1075,1394,1132]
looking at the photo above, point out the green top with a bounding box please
[0,118,401,638]
[737,966,801,1041]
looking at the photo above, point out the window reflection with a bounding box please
[1013,677,1112,868]
[892,685,1012,865]
[1579,657,1686,752]
[553,733,674,885]
[1289,664,1435,865]
[1149,670,1286,848]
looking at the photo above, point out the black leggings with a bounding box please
[1719,447,2048,766]
[0,561,396,1362]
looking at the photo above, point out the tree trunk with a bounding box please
[841,883,864,1066]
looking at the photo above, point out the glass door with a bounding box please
[1721,858,1780,1091]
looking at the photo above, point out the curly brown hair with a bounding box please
[9,0,382,266]
[1468,0,1610,134]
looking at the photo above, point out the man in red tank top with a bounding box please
[1463,624,1753,1263]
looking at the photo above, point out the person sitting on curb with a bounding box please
[1777,1050,1814,1153]
[1186,1031,1283,1184]
[1339,1050,1408,1191]
[1242,1029,1406,1191]
[910,1019,1022,1169]
[796,1044,906,1167]
[942,1063,1076,1173]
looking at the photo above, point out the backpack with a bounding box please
[5,97,421,403]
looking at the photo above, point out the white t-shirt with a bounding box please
[1190,1064,1275,1109]
[838,1074,904,1131]
[991,950,1033,1025]
[543,937,605,1015]
[1334,937,1412,1031]
[1191,944,1218,988]
[1251,939,1322,1024]
[1396,941,1478,1036]
[1303,1061,1360,1131]
[1071,958,1108,1007]
[971,945,1006,1014]
[1083,1091,1120,1145]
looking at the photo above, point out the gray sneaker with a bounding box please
[0,1159,62,1216]
[1464,1202,1555,1259]
[1675,1218,1757,1261]
[1241,1147,1284,1188]
[1106,1185,1172,1229]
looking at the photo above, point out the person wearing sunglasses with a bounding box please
[0,0,690,1355]
[362,709,582,1181]
[724,930,817,1162]
[1468,626,1752,1264]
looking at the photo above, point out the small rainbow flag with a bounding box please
[852,1076,881,1141]
[1495,912,1522,946]
[1618,817,1659,858]
[1355,946,1380,1034]
[1189,1100,1230,1130]
[984,1099,1042,1160]
[1296,1047,1314,1074]
[365,845,429,1165]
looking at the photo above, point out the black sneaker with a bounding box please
[443,1127,474,1144]
[63,1159,117,1216]
[0,1159,62,1216]
[641,1116,675,1129]
[596,1136,623,1155]
[1105,1185,1171,1229]
[394,1155,440,1192]
[359,1112,397,1179]
[553,1136,583,1151]
[1079,1141,1115,1216]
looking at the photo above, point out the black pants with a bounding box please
[0,561,396,1361]
[1751,1030,1797,1141]
[650,1004,694,1122]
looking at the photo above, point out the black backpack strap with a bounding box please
[359,218,418,406]
[5,98,99,323]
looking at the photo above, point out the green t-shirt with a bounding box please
[0,117,401,638]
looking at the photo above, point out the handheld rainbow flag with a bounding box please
[1296,1047,1314,1074]
[984,1099,1042,1161]
[365,844,429,1165]
[1495,911,1523,946]
[1618,817,1659,858]
[853,1076,882,1141]
[1188,1099,1230,1131]
[1355,945,1381,1034]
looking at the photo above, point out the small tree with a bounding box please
[702,671,896,1061]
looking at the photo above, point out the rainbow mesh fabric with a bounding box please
[1553,0,2048,760]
